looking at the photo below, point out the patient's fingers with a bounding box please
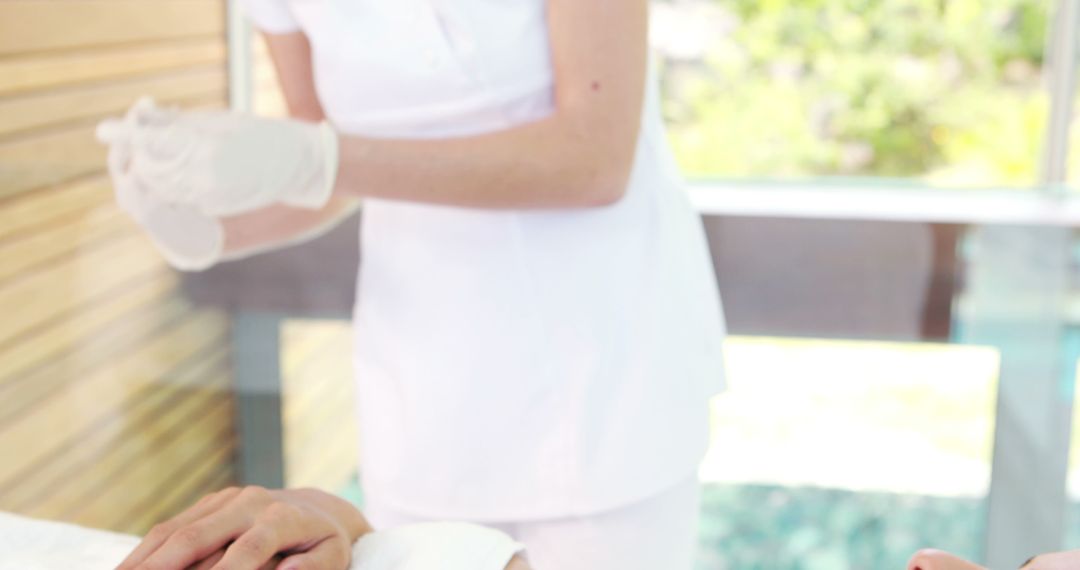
[122,486,355,570]
[134,499,256,570]
[188,548,226,570]
[209,524,282,570]
[274,537,351,570]
[213,502,336,570]
[187,549,282,570]
[117,487,241,569]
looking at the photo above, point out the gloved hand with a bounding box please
[97,100,224,271]
[98,97,339,216]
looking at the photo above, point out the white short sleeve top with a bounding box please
[239,0,728,521]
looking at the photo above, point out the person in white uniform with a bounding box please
[98,0,727,568]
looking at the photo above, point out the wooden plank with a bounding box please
[285,344,357,490]
[286,377,358,490]
[254,35,271,58]
[0,272,175,382]
[0,176,112,242]
[0,311,229,486]
[109,459,234,535]
[0,233,165,348]
[121,450,235,535]
[283,332,353,444]
[0,205,131,282]
[64,399,234,526]
[0,311,225,482]
[284,345,353,433]
[0,292,190,427]
[288,411,358,491]
[253,60,279,84]
[30,374,230,522]
[253,58,287,118]
[285,385,354,473]
[283,327,358,490]
[4,368,228,515]
[254,94,288,116]
[0,67,227,138]
[0,350,228,512]
[0,1,225,56]
[0,38,225,97]
[283,331,352,415]
[120,436,235,535]
[281,322,347,382]
[0,125,107,200]
[253,44,286,116]
[0,97,226,200]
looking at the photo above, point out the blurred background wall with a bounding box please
[0,0,235,535]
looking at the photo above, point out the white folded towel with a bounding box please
[0,511,139,570]
[0,511,525,570]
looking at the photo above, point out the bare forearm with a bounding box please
[219,30,344,257]
[333,0,646,210]
[220,195,356,256]
[333,110,638,209]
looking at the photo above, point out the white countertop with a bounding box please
[687,181,1080,226]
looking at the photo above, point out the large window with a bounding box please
[650,1,1080,568]
[655,0,1052,187]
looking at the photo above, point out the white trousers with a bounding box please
[363,475,701,570]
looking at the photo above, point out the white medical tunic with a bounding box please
[240,0,728,521]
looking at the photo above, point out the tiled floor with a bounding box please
[340,477,985,569]
[696,483,983,570]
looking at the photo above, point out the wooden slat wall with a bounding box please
[250,37,362,492]
[252,36,288,116]
[280,320,359,493]
[0,0,236,535]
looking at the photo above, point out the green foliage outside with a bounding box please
[658,0,1051,187]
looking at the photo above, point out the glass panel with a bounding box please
[688,219,1077,568]
[700,338,996,568]
[280,320,359,493]
[687,217,1026,568]
[654,0,1052,188]
[1067,368,1080,548]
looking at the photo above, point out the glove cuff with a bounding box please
[281,120,340,210]
[141,203,225,272]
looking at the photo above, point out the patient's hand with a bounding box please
[116,486,372,570]
[907,549,986,570]
[1021,550,1080,569]
[907,548,1080,570]
[506,555,533,570]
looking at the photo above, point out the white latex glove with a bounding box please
[97,99,224,271]
[99,97,339,217]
